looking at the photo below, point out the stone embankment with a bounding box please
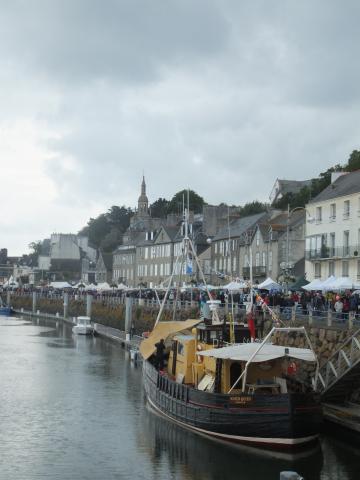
[6,294,197,335]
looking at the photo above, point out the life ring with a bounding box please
[197,344,204,363]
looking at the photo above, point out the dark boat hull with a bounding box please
[143,360,322,449]
[0,307,12,316]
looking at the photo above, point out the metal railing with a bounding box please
[314,327,360,395]
[305,245,360,260]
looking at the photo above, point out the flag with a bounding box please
[186,258,193,274]
[247,311,256,341]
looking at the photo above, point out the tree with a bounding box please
[28,241,42,266]
[239,201,268,216]
[78,205,133,249]
[345,150,360,171]
[150,198,169,218]
[167,189,205,215]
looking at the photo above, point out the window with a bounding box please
[328,261,335,276]
[262,252,266,267]
[269,251,273,272]
[330,203,336,221]
[314,263,321,278]
[342,261,349,277]
[330,233,335,256]
[316,206,322,223]
[256,230,260,246]
[358,260,360,279]
[343,200,350,219]
[343,231,350,256]
[255,252,260,267]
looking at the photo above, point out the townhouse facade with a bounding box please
[210,210,306,285]
[95,251,113,283]
[305,171,360,282]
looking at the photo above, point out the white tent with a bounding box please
[50,281,72,289]
[198,342,316,363]
[258,277,282,291]
[3,276,19,288]
[73,281,87,289]
[117,283,128,290]
[96,282,111,291]
[302,279,323,291]
[328,277,353,291]
[320,275,337,291]
[85,283,97,291]
[223,280,248,291]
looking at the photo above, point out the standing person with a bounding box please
[334,296,343,319]
[155,338,166,371]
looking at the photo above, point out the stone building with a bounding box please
[95,251,113,283]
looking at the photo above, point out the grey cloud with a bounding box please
[0,0,229,85]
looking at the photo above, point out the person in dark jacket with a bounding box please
[155,338,166,370]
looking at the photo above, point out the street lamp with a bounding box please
[285,206,315,288]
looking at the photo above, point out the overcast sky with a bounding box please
[1,0,360,256]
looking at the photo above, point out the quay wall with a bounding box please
[6,294,198,334]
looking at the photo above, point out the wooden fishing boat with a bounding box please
[140,200,322,449]
[141,321,322,449]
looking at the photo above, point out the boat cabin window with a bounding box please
[177,342,184,356]
[230,362,242,386]
[198,328,222,344]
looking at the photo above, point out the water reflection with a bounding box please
[138,404,323,480]
[0,316,359,480]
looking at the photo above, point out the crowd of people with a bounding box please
[2,284,360,320]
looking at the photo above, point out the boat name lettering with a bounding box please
[229,396,253,404]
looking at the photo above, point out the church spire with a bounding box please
[138,175,149,216]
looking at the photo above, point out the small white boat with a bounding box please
[72,316,93,335]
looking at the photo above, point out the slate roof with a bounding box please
[277,179,312,195]
[100,252,113,271]
[213,212,268,241]
[309,170,360,203]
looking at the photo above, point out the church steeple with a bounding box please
[138,175,149,216]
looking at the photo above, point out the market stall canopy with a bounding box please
[96,282,111,291]
[302,279,323,291]
[327,276,353,291]
[319,275,336,291]
[85,283,97,291]
[198,343,316,363]
[117,283,128,290]
[140,320,201,360]
[258,277,282,291]
[288,276,309,291]
[49,281,72,289]
[2,276,19,287]
[223,280,248,291]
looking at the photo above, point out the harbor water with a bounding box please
[0,316,359,480]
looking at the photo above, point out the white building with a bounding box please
[305,171,360,282]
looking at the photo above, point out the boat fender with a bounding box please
[197,345,204,363]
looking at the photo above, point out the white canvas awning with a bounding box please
[258,277,282,291]
[50,281,72,289]
[96,282,111,291]
[198,342,316,363]
[320,275,336,291]
[223,280,248,291]
[302,278,323,291]
[328,276,354,291]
